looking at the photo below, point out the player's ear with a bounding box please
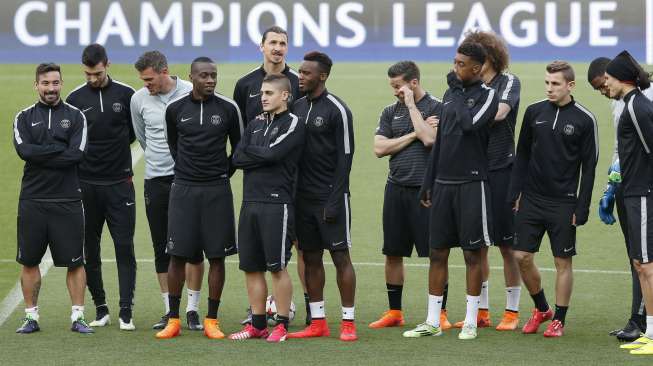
[568,80,576,90]
[320,72,328,82]
[282,90,289,101]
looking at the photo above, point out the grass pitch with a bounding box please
[0,62,647,365]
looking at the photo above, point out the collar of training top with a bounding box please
[307,88,329,101]
[37,99,63,109]
[548,95,576,109]
[258,63,291,76]
[188,91,217,104]
[623,88,641,103]
[88,75,113,91]
[267,109,290,121]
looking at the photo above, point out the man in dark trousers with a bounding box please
[510,61,598,338]
[404,41,498,341]
[155,57,242,340]
[287,51,358,342]
[66,44,137,330]
[13,63,92,334]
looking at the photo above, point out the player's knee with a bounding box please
[429,249,448,264]
[302,250,323,266]
[331,250,352,270]
[513,250,533,265]
[553,257,572,272]
[462,250,481,267]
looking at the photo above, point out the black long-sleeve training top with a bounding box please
[233,64,301,126]
[421,80,499,194]
[509,97,598,225]
[618,88,653,197]
[66,77,135,184]
[487,72,521,171]
[13,100,88,200]
[165,92,243,185]
[232,109,304,203]
[293,90,355,216]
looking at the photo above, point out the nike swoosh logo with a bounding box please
[469,239,482,245]
[563,246,574,253]
[249,93,260,98]
[535,121,548,125]
[252,128,263,134]
[126,202,135,206]
[502,235,513,241]
[31,121,42,126]
[72,256,82,262]
[331,241,344,247]
[443,101,452,105]
[225,246,235,251]
[394,115,405,120]
[82,107,93,113]
[181,117,192,122]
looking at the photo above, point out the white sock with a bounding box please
[342,306,355,321]
[646,316,653,338]
[505,286,521,312]
[25,306,39,321]
[425,294,443,327]
[309,301,325,318]
[161,292,170,314]
[480,281,489,310]
[71,305,85,322]
[464,295,480,327]
[186,289,201,313]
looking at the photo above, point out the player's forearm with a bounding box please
[406,105,436,146]
[374,133,416,157]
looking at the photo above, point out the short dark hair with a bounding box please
[262,26,288,44]
[463,31,509,72]
[303,51,333,75]
[546,61,575,82]
[191,56,215,71]
[387,61,420,82]
[262,73,291,93]
[82,44,108,67]
[134,51,168,73]
[35,62,61,82]
[587,57,611,83]
[457,41,487,65]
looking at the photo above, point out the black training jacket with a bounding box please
[165,92,243,185]
[13,100,87,200]
[233,64,301,126]
[618,89,653,197]
[66,77,135,183]
[293,90,355,216]
[232,110,304,203]
[421,80,498,195]
[510,97,598,225]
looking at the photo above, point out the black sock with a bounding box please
[207,298,220,319]
[276,315,289,330]
[119,307,132,322]
[252,314,267,330]
[169,295,181,318]
[530,290,549,313]
[553,304,568,325]
[387,283,403,310]
[304,293,311,316]
[442,283,449,310]
[96,304,109,317]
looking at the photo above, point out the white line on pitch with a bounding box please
[0,146,144,327]
[0,258,630,276]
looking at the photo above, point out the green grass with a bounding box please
[0,63,647,365]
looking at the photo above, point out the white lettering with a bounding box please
[55,1,91,46]
[393,3,420,47]
[96,2,135,46]
[458,2,493,44]
[293,3,329,47]
[500,1,537,47]
[426,2,454,47]
[229,3,241,47]
[336,2,366,48]
[191,2,224,47]
[589,1,618,46]
[14,1,48,47]
[247,2,288,45]
[139,2,184,46]
[545,2,581,47]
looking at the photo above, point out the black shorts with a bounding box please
[513,194,576,257]
[295,194,351,252]
[238,202,293,272]
[382,182,429,257]
[429,181,493,251]
[144,176,173,273]
[17,200,84,268]
[167,182,237,260]
[624,194,653,264]
[488,166,514,247]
